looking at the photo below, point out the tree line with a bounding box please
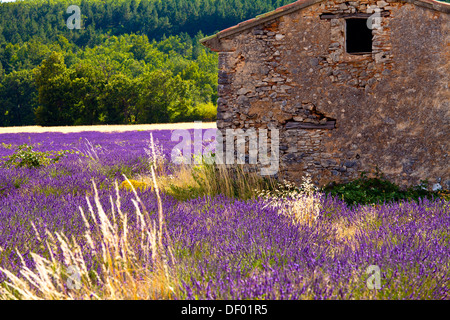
[0,0,294,46]
[1,33,218,126]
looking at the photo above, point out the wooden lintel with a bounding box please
[285,121,336,130]
[320,11,390,19]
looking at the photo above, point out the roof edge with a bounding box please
[406,0,450,12]
[200,0,450,51]
[200,0,321,51]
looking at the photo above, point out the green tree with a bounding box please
[71,61,106,125]
[34,52,75,126]
[137,70,195,124]
[0,69,37,126]
[100,73,139,124]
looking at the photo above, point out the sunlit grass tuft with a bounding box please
[157,161,276,201]
[120,179,150,192]
[258,175,322,227]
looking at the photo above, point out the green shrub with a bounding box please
[322,172,442,206]
[191,102,217,121]
[183,102,217,122]
[1,144,84,169]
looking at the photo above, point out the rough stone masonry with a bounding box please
[202,0,450,189]
[201,0,450,190]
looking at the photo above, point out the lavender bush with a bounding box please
[0,131,448,299]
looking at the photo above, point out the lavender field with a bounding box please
[0,130,449,300]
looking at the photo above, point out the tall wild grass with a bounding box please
[0,134,176,300]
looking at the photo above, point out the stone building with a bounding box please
[201,0,450,189]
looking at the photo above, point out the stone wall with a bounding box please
[212,0,449,189]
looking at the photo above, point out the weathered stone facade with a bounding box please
[201,0,450,189]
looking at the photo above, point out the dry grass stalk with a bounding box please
[0,134,176,300]
[155,160,274,200]
[259,175,322,227]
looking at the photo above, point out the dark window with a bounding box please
[346,18,372,54]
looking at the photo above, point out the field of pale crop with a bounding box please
[0,123,216,134]
[0,129,448,300]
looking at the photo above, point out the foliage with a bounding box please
[1,143,84,169]
[184,102,217,122]
[0,0,294,46]
[1,34,218,126]
[0,69,37,126]
[322,172,442,206]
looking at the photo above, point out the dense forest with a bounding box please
[0,0,295,126]
[2,34,219,126]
